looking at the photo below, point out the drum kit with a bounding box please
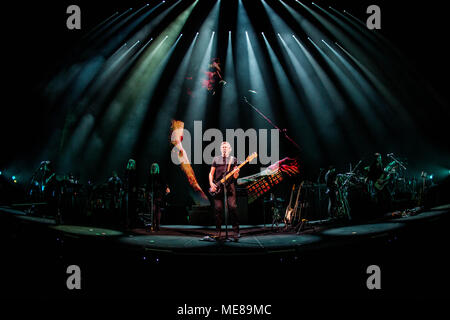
[333,154,414,219]
[272,153,416,224]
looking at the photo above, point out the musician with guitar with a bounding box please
[209,142,240,240]
[365,153,394,213]
[147,163,170,232]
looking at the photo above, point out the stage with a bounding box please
[1,203,449,300]
[1,0,450,307]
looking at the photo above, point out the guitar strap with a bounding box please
[227,156,233,174]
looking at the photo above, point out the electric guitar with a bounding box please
[284,181,303,225]
[374,160,398,191]
[209,152,258,197]
[284,184,295,223]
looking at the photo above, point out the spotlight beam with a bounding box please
[101,1,167,56]
[219,31,238,129]
[149,33,200,149]
[262,33,324,160]
[179,0,221,123]
[321,40,390,137]
[278,34,348,154]
[82,11,119,41]
[72,1,199,176]
[309,38,383,147]
[84,8,133,44]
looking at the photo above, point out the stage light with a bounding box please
[13,180,17,184]
[429,175,434,180]
[0,171,2,175]
[149,28,199,147]
[219,25,238,129]
[12,176,16,180]
[84,0,197,175]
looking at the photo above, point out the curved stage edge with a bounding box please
[1,204,449,299]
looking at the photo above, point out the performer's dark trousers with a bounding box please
[125,192,138,229]
[377,188,393,213]
[214,185,239,233]
[327,189,337,217]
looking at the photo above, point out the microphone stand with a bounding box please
[388,154,407,170]
[221,180,232,242]
[243,96,302,153]
[342,160,362,188]
[339,160,362,221]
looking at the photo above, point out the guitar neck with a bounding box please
[220,158,250,183]
[287,185,295,208]
[292,183,302,210]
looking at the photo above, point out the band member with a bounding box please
[28,160,55,202]
[34,160,57,217]
[61,172,81,223]
[107,170,123,226]
[209,141,240,240]
[324,166,338,218]
[108,171,123,208]
[147,163,170,231]
[365,153,383,187]
[123,159,138,229]
[365,153,393,213]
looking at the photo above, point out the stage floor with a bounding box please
[1,203,449,299]
[1,204,449,256]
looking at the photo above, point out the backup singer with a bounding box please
[147,163,170,231]
[124,159,138,229]
[209,142,240,240]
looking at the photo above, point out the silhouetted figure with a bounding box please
[147,163,170,231]
[123,159,138,229]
